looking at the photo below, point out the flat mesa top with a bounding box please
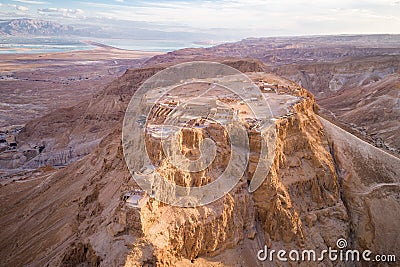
[143,74,301,138]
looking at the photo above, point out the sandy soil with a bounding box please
[0,46,160,72]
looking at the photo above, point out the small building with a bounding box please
[263,82,275,87]
[122,190,146,208]
[262,87,275,93]
[5,135,17,149]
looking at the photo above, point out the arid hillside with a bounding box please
[0,58,399,266]
[319,72,400,154]
[274,56,400,154]
[0,46,160,128]
[320,116,400,261]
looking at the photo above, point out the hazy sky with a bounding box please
[1,0,399,40]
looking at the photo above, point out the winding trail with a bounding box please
[352,182,400,195]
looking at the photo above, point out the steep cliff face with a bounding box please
[144,119,230,188]
[138,186,255,265]
[247,93,352,267]
[136,110,255,264]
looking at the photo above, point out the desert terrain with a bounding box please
[0,35,399,267]
[0,44,160,128]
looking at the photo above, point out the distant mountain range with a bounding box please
[0,18,214,41]
[0,19,81,36]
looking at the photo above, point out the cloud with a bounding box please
[8,4,29,11]
[80,2,128,9]
[13,0,48,4]
[115,0,124,2]
[125,0,400,35]
[17,5,29,11]
[37,7,84,18]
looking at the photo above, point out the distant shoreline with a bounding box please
[0,38,165,55]
[81,40,127,50]
[0,35,217,54]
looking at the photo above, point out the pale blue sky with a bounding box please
[1,0,399,39]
